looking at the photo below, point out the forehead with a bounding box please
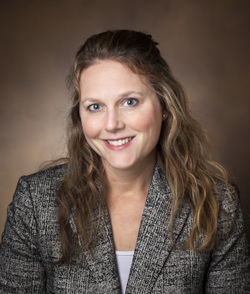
[79,60,153,98]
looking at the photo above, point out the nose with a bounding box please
[104,109,125,133]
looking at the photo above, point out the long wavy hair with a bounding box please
[56,29,232,263]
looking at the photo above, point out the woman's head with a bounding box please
[79,60,167,172]
[68,29,189,168]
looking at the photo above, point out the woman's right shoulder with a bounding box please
[14,163,68,203]
[20,163,68,185]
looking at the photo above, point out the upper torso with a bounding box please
[1,163,250,293]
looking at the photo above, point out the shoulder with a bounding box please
[205,181,250,291]
[213,180,248,244]
[12,164,68,210]
[18,163,68,190]
[214,180,240,216]
[0,166,68,283]
[22,163,68,181]
[4,164,68,237]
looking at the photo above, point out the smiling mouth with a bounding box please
[106,137,133,146]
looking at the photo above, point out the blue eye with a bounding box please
[88,104,101,112]
[124,98,138,107]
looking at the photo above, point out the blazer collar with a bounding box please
[126,163,191,293]
[71,163,190,293]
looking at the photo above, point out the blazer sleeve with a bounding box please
[205,185,250,293]
[0,176,46,293]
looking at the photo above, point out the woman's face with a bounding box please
[79,60,167,173]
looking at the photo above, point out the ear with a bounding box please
[162,109,168,121]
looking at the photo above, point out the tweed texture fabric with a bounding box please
[0,163,250,293]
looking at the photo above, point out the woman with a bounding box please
[0,30,249,293]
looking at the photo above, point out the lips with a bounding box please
[106,137,133,146]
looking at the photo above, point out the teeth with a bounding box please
[107,137,132,146]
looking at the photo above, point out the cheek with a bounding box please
[133,109,163,152]
[133,111,162,135]
[81,117,100,139]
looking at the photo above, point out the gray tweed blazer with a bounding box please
[0,163,250,293]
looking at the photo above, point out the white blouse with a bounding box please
[115,251,134,294]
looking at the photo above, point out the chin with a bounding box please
[102,157,137,171]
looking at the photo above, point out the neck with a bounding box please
[104,158,156,201]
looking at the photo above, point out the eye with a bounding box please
[88,104,101,112]
[123,98,138,107]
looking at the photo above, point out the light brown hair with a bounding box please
[56,30,232,263]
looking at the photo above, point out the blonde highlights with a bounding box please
[56,30,233,262]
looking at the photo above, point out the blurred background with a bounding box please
[1,0,250,239]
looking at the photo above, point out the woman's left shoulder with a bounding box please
[213,179,249,247]
[214,179,241,216]
[203,179,250,292]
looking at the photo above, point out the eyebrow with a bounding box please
[81,90,144,103]
[119,90,144,98]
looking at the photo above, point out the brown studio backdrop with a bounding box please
[1,0,250,239]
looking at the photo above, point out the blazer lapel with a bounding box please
[126,163,191,294]
[69,203,121,293]
[68,163,190,293]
